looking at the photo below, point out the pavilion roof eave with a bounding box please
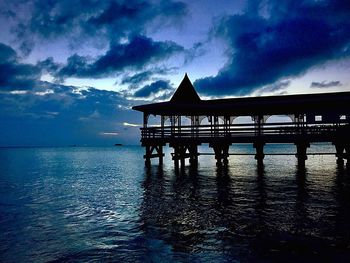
[132,91,350,116]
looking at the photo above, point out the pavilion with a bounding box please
[133,74,350,168]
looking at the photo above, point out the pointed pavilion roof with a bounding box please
[170,73,201,103]
[132,73,350,117]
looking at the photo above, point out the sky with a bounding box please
[0,0,350,146]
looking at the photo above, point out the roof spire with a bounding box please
[170,74,201,103]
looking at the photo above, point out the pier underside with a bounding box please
[140,122,350,168]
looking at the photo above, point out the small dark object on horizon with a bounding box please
[114,143,123,146]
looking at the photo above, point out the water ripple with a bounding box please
[1,146,350,262]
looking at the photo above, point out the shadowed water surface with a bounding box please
[1,145,350,262]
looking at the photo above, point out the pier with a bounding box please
[133,74,350,168]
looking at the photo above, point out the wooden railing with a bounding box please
[141,121,348,139]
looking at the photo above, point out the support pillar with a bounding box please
[222,144,229,165]
[174,155,179,169]
[180,148,185,167]
[345,143,350,167]
[295,141,310,166]
[189,144,199,166]
[172,145,180,168]
[334,143,345,164]
[145,145,151,167]
[253,141,265,165]
[333,125,350,167]
[171,144,191,169]
[159,146,163,165]
[213,146,222,166]
[143,144,165,167]
[210,143,230,167]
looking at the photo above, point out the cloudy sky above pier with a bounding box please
[1,0,350,146]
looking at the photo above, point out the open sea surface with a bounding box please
[1,144,350,262]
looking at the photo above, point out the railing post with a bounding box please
[209,116,213,137]
[253,115,263,137]
[213,116,218,137]
[161,115,165,138]
[170,116,175,136]
[143,113,149,128]
[295,113,306,134]
[224,116,229,137]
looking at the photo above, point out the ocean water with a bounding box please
[1,144,350,262]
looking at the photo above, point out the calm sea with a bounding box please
[1,144,350,262]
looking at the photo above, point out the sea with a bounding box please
[1,144,350,262]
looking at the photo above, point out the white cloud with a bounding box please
[99,132,119,136]
[123,122,141,127]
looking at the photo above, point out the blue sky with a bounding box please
[1,0,350,146]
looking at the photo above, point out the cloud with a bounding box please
[133,79,173,98]
[195,0,350,96]
[0,42,172,145]
[121,67,177,86]
[56,35,184,79]
[99,132,119,136]
[86,0,186,35]
[3,0,187,53]
[184,42,206,64]
[310,81,342,89]
[37,57,60,75]
[0,43,41,90]
[0,77,142,146]
[121,71,154,86]
[123,122,141,127]
[254,80,290,96]
[0,42,16,61]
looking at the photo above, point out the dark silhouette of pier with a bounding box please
[133,74,350,168]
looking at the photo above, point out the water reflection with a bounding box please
[294,164,308,235]
[255,163,267,232]
[216,165,233,208]
[334,163,350,245]
[140,162,350,261]
[4,147,350,262]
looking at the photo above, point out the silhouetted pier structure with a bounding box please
[133,74,350,168]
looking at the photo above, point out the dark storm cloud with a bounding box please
[0,43,16,61]
[195,0,350,96]
[56,35,184,79]
[133,80,173,98]
[310,81,342,89]
[3,0,187,52]
[0,43,41,90]
[87,0,186,31]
